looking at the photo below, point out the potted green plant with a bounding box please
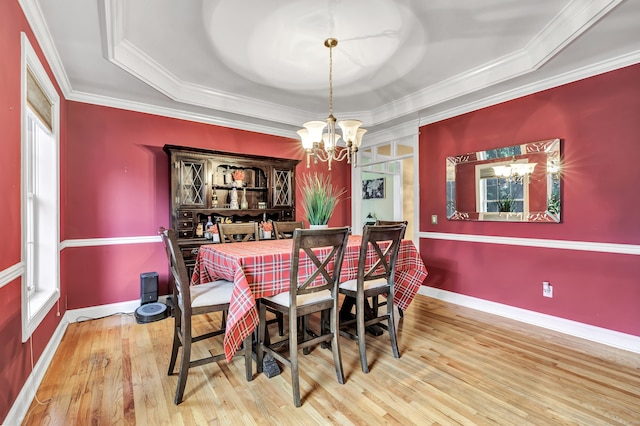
[299,172,346,227]
[497,194,516,213]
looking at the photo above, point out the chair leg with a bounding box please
[168,325,180,375]
[330,303,344,384]
[387,295,400,359]
[356,291,369,374]
[256,303,266,374]
[168,303,181,375]
[174,319,192,405]
[289,311,301,407]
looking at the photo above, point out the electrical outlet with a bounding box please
[543,281,553,298]
[431,215,438,225]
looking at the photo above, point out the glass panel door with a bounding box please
[356,139,416,243]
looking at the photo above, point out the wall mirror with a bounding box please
[446,138,561,222]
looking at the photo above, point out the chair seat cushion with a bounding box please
[264,289,333,307]
[339,277,388,292]
[191,280,234,307]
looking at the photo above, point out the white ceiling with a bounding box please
[21,0,640,140]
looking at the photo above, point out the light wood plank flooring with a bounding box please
[23,295,640,425]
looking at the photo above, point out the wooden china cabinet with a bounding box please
[163,144,300,271]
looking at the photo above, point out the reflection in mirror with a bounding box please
[446,139,561,222]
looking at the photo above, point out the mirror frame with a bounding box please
[446,138,561,223]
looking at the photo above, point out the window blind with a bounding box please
[27,68,53,132]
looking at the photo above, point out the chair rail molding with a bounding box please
[420,232,640,256]
[0,262,24,289]
[59,235,162,250]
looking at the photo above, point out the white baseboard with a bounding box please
[65,295,170,323]
[418,287,640,354]
[4,315,68,425]
[5,296,170,425]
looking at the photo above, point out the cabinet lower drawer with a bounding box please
[178,229,194,239]
[177,219,194,230]
[180,246,200,262]
[177,210,193,219]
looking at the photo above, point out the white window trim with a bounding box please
[21,32,61,342]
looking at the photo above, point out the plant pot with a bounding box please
[309,224,329,230]
[212,234,220,243]
[263,230,272,239]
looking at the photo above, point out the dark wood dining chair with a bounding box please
[373,220,408,317]
[256,227,350,407]
[218,222,283,334]
[273,221,305,239]
[338,223,406,373]
[375,219,408,226]
[218,222,259,243]
[159,227,252,404]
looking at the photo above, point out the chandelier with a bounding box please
[297,38,366,171]
[492,158,537,181]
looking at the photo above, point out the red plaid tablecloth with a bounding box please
[191,235,428,361]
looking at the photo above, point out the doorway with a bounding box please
[352,137,418,243]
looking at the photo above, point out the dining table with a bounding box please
[191,234,428,361]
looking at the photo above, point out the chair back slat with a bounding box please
[218,222,260,243]
[273,221,305,239]
[159,227,191,313]
[375,220,408,227]
[290,227,349,298]
[359,224,406,284]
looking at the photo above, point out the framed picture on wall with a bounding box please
[362,177,385,199]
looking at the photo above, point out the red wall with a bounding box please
[419,63,640,336]
[62,103,352,309]
[0,1,67,422]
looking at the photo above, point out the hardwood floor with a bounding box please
[23,295,640,425]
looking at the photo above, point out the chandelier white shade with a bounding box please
[492,162,537,179]
[298,38,366,171]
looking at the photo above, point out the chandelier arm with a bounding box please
[334,147,349,162]
[314,149,330,162]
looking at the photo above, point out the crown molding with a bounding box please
[18,0,72,97]
[103,0,621,128]
[102,0,312,128]
[362,120,420,146]
[417,49,640,127]
[67,90,298,139]
[371,0,624,125]
[22,0,637,139]
[525,0,624,69]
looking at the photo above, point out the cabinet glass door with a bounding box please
[178,159,206,206]
[273,169,292,207]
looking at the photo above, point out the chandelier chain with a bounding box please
[328,41,333,116]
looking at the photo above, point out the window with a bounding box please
[475,162,531,219]
[21,33,60,342]
[480,177,525,213]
